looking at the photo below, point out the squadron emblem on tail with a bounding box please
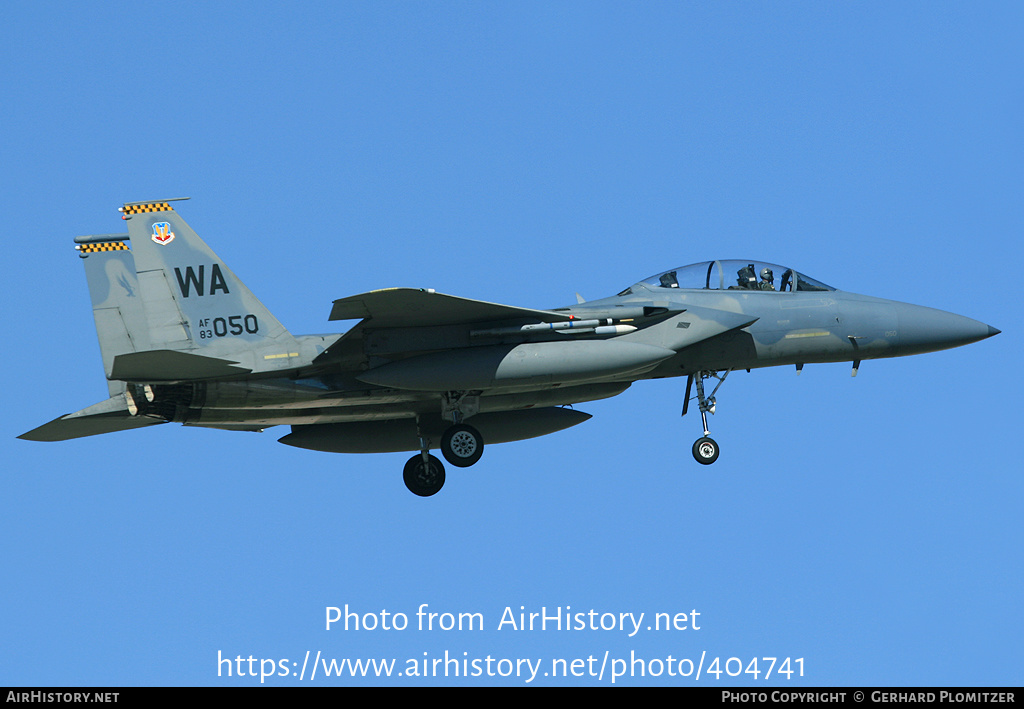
[151,222,175,245]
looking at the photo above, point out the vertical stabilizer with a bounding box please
[121,200,294,353]
[77,236,148,395]
[76,200,303,384]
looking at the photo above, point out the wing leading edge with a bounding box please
[329,288,574,328]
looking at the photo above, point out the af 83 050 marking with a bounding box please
[196,314,260,339]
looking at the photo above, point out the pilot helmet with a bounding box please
[760,267,774,282]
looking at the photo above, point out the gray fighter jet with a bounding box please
[21,200,1000,496]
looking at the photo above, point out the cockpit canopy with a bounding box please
[629,260,835,294]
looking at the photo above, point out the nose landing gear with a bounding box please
[692,436,720,465]
[683,370,730,465]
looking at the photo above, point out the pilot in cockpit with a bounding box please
[759,267,775,291]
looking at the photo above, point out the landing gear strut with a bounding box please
[683,370,730,465]
[403,415,446,496]
[439,391,485,468]
[401,397,486,496]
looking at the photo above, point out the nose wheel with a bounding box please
[692,437,720,465]
[683,370,730,465]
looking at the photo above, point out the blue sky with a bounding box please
[2,1,1021,686]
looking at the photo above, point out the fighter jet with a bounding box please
[20,200,999,496]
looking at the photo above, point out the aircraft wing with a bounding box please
[329,288,573,328]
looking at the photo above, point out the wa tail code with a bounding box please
[174,264,230,298]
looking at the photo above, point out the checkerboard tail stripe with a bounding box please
[120,202,174,215]
[76,241,128,254]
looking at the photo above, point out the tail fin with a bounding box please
[79,199,300,382]
[20,200,307,442]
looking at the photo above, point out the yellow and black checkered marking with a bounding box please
[76,242,129,254]
[120,202,173,215]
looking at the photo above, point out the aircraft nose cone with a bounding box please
[896,303,999,356]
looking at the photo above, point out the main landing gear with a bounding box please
[403,453,446,497]
[402,393,485,496]
[441,423,484,467]
[683,370,730,465]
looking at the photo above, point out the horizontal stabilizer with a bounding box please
[18,396,164,442]
[110,350,251,381]
[329,288,573,328]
